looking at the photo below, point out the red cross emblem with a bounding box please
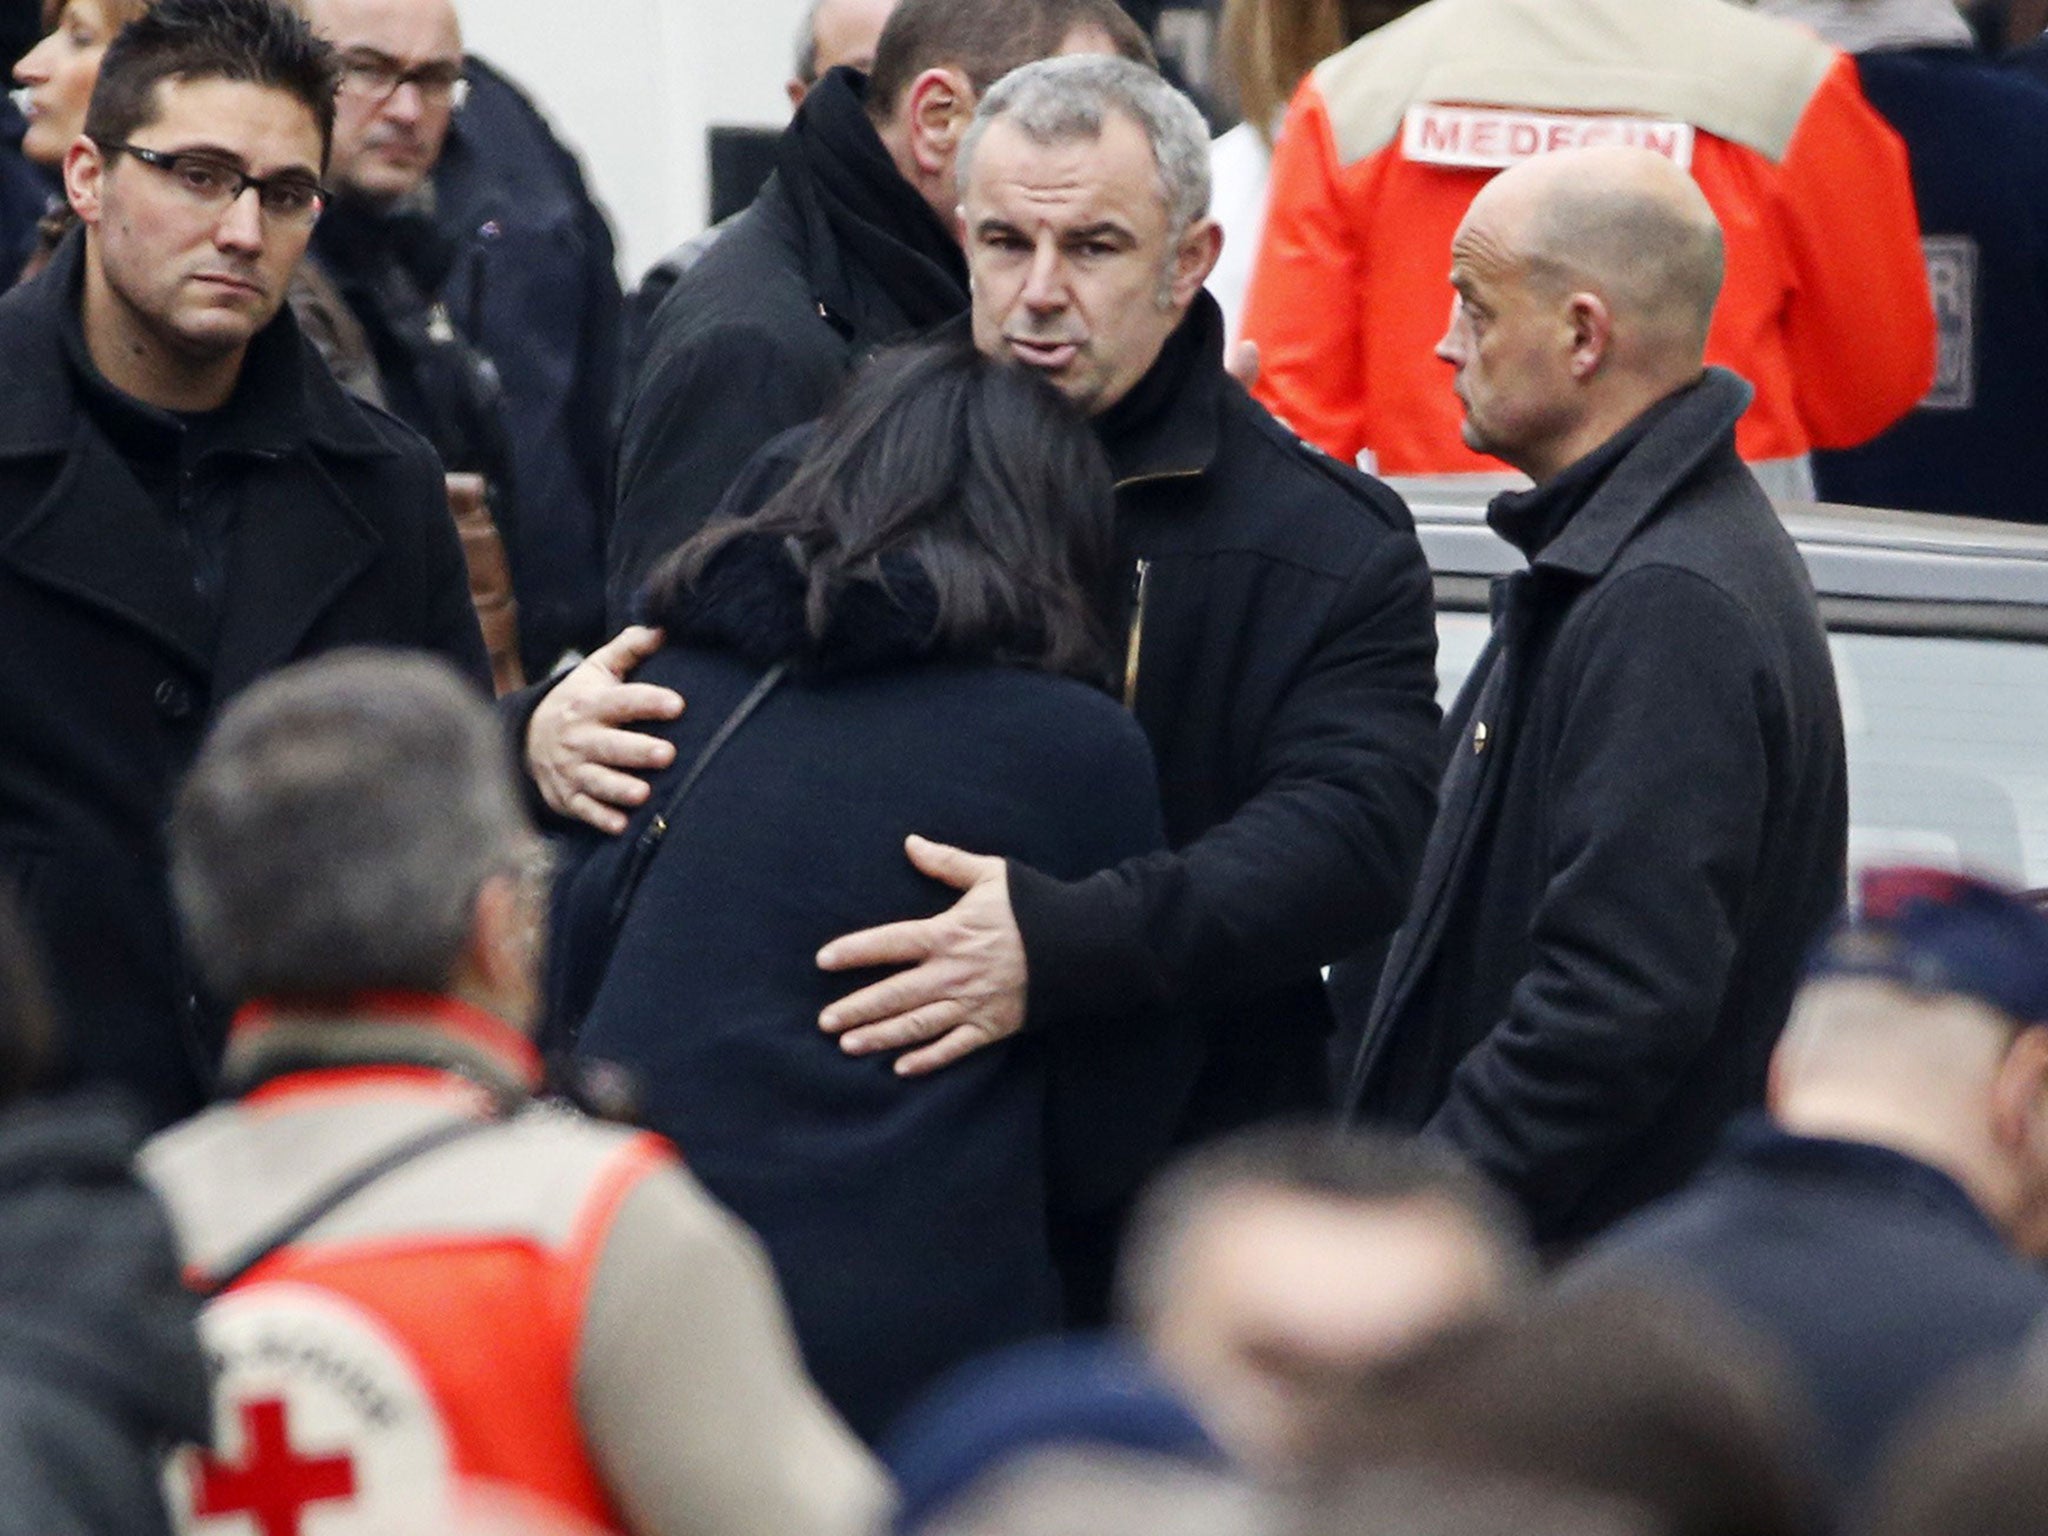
[192,1397,357,1536]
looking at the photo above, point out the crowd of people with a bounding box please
[3,0,2048,1532]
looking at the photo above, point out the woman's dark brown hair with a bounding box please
[645,335,1119,683]
[0,886,55,1107]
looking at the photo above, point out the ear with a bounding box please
[457,869,542,1029]
[903,65,972,178]
[786,77,809,112]
[64,136,107,226]
[1166,217,1224,309]
[1564,290,1613,380]
[1989,1025,2048,1155]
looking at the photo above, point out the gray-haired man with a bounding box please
[813,57,1442,1149]
[145,650,887,1536]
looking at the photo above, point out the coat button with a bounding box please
[153,677,195,720]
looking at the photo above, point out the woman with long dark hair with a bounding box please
[549,335,1192,1441]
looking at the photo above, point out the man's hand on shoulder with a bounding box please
[816,836,1027,1076]
[525,625,684,834]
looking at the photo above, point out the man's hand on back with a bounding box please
[817,835,1028,1076]
[525,625,685,833]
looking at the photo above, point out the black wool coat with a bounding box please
[1344,370,1849,1245]
[709,300,1444,1142]
[0,238,490,1126]
[549,541,1188,1442]
[605,68,969,622]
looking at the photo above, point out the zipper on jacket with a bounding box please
[1122,557,1151,711]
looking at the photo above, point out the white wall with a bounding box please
[454,0,807,285]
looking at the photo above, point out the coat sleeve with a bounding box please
[1010,524,1440,1027]
[576,1155,894,1536]
[1773,53,1936,449]
[1426,566,1775,1230]
[606,322,842,626]
[1243,78,1374,465]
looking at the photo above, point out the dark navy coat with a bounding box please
[549,620,1188,1441]
[1577,1121,2048,1492]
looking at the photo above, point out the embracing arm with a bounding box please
[1427,568,1775,1230]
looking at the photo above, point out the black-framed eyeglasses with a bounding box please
[337,50,469,109]
[99,141,328,224]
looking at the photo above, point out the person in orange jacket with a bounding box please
[1242,0,1936,497]
[145,651,889,1536]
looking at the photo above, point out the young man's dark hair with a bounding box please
[866,0,1154,119]
[83,0,339,161]
[647,332,1117,683]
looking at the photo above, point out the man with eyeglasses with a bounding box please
[304,0,623,687]
[0,0,494,1128]
[293,0,525,671]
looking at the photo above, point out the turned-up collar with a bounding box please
[1493,367,1754,583]
[0,227,395,462]
[221,990,542,1106]
[1094,291,1228,489]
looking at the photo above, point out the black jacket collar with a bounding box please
[0,228,395,463]
[1094,291,1227,487]
[1493,368,1753,583]
[773,67,968,341]
[1717,1116,2008,1248]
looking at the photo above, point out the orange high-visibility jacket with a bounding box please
[1243,0,1936,476]
[145,996,888,1536]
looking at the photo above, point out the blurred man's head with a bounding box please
[172,650,545,1031]
[305,0,463,206]
[1769,868,2048,1256]
[959,53,1219,416]
[1436,145,1724,482]
[789,0,900,109]
[1116,1125,1532,1472]
[866,0,1154,228]
[1325,1285,1821,1536]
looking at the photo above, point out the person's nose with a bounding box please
[1019,240,1065,313]
[214,184,265,253]
[380,78,427,126]
[1435,296,1466,366]
[13,32,57,85]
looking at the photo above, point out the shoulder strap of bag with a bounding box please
[604,661,788,933]
[192,1114,500,1299]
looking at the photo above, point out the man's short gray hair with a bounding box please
[959,54,1212,241]
[172,650,535,1003]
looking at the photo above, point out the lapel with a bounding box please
[1343,570,1539,1113]
[211,454,381,698]
[0,423,215,674]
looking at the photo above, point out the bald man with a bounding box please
[1341,147,1848,1248]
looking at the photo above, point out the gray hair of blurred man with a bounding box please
[171,649,536,1003]
[794,0,827,83]
[1115,1122,1534,1339]
[959,54,1213,254]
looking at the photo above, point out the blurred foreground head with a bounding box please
[1771,867,2048,1255]
[1117,1124,1532,1472]
[1318,1285,1822,1536]
[1860,1370,2048,1536]
[171,650,542,1027]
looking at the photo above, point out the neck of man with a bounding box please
[1526,364,1703,486]
[81,243,244,414]
[873,110,957,233]
[1773,1088,2022,1238]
